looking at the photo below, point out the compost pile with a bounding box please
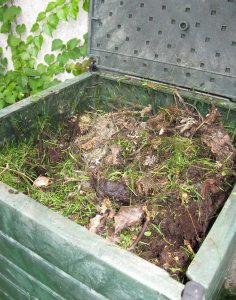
[1,100,235,280]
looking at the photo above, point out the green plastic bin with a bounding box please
[1,0,236,299]
[0,72,235,300]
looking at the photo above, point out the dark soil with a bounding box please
[1,101,235,281]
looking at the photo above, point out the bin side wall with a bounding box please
[187,186,236,300]
[86,72,236,300]
[0,72,235,299]
[0,73,185,300]
[0,73,93,148]
[0,182,184,300]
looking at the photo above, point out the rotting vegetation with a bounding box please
[0,97,235,281]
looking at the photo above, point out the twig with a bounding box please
[63,177,82,184]
[0,164,9,176]
[185,207,200,241]
[0,166,33,185]
[128,215,150,251]
[174,91,203,121]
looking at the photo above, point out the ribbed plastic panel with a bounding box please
[89,0,236,99]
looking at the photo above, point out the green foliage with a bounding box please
[44,53,55,65]
[51,38,64,51]
[0,0,90,109]
[16,23,26,34]
[30,22,39,32]
[83,0,89,12]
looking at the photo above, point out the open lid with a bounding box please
[89,0,236,100]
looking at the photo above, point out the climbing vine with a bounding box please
[0,0,89,108]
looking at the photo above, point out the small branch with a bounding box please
[185,206,200,241]
[63,177,82,184]
[128,215,150,251]
[0,166,33,185]
[0,164,9,176]
[174,91,203,121]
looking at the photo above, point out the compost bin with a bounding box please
[0,1,236,299]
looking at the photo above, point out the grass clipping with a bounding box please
[0,102,235,281]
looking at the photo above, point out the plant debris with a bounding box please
[0,101,235,281]
[33,175,51,188]
[114,206,144,234]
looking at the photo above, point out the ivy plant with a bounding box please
[0,0,89,109]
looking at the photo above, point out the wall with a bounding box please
[0,0,88,80]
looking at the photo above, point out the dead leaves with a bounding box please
[105,144,121,165]
[33,175,50,188]
[202,124,236,162]
[114,206,144,234]
[200,177,221,199]
[140,104,152,118]
[88,215,104,234]
[176,117,198,136]
[136,175,156,196]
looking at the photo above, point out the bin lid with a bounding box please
[88,0,236,100]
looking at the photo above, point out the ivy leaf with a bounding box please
[57,52,69,66]
[55,0,65,5]
[48,13,59,29]
[26,35,34,45]
[4,6,21,22]
[68,47,81,59]
[42,23,54,37]
[28,46,39,58]
[57,4,69,21]
[7,34,21,47]
[67,38,80,50]
[28,77,44,92]
[69,0,79,20]
[30,23,39,32]
[19,51,30,60]
[36,12,46,22]
[33,35,44,49]
[16,24,26,35]
[1,21,11,33]
[0,6,7,22]
[44,54,55,65]
[37,63,47,74]
[24,68,40,77]
[5,94,16,104]
[48,63,63,76]
[43,79,61,89]
[19,75,28,87]
[46,2,57,12]
[83,0,89,12]
[51,39,63,51]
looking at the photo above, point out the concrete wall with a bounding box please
[0,0,88,80]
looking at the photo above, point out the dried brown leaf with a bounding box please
[114,206,144,234]
[105,144,121,165]
[88,214,103,234]
[204,107,220,125]
[140,104,152,118]
[202,125,235,161]
[33,176,50,188]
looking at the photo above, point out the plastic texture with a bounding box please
[181,281,205,300]
[0,72,236,299]
[89,0,236,100]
